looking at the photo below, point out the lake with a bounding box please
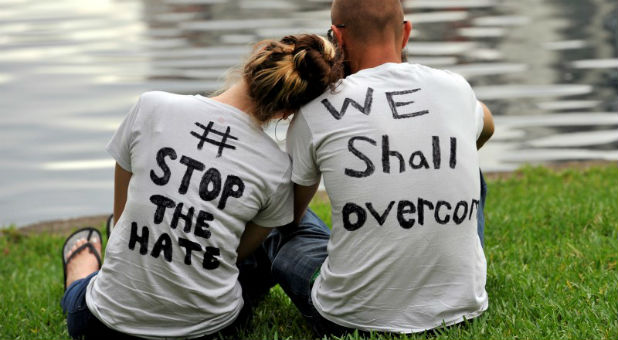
[1,0,616,226]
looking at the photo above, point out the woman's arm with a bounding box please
[236,182,318,262]
[113,163,132,225]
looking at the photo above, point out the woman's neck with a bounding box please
[211,81,256,116]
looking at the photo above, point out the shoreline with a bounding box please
[9,160,616,236]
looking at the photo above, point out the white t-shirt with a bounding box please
[87,91,293,339]
[287,63,488,333]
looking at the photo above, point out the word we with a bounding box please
[321,87,429,120]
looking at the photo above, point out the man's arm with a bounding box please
[477,102,494,149]
[237,222,273,262]
[293,182,320,225]
[113,162,132,224]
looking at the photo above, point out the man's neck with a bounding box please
[347,44,403,74]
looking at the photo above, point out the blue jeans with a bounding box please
[264,209,345,336]
[478,170,487,247]
[60,272,139,339]
[264,172,488,337]
[63,264,259,339]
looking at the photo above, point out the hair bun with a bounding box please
[244,34,343,123]
[290,35,339,86]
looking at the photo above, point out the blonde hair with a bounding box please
[243,34,343,123]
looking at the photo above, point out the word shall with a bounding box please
[342,197,480,231]
[346,135,457,178]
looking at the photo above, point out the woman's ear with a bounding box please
[281,109,296,120]
[272,109,294,121]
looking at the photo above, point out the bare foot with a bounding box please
[65,238,102,288]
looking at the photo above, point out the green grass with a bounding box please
[1,165,616,339]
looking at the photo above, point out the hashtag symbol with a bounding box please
[190,121,238,157]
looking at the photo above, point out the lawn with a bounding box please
[1,164,616,339]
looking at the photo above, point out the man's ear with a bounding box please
[401,21,412,49]
[331,24,345,47]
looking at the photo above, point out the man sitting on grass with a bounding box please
[273,0,495,336]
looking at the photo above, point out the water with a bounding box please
[1,0,616,226]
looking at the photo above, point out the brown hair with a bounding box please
[243,34,343,123]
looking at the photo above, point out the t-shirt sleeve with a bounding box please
[286,112,321,186]
[473,99,485,140]
[105,96,142,172]
[251,165,294,227]
[445,70,486,141]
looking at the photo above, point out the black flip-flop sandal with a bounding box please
[105,214,114,240]
[62,227,102,291]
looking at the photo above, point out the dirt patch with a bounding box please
[17,214,110,236]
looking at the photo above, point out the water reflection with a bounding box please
[572,58,618,69]
[0,0,616,226]
[474,84,594,100]
[43,159,115,171]
[528,130,618,148]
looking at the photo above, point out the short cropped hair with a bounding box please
[331,0,405,43]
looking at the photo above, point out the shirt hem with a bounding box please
[86,276,244,340]
[251,215,294,228]
[311,288,488,334]
[291,174,320,187]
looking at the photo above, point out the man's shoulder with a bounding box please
[416,63,473,88]
[402,63,469,83]
[296,62,473,122]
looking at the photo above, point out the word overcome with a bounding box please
[342,198,479,231]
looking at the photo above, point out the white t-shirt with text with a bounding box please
[87,91,293,339]
[287,62,488,333]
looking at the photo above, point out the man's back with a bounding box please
[287,62,488,332]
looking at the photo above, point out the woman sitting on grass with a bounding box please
[60,34,342,340]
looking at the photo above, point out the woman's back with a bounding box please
[87,91,293,338]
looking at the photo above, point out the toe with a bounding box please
[66,239,86,261]
[90,237,102,254]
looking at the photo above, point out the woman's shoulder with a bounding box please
[130,91,209,125]
[136,91,197,108]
